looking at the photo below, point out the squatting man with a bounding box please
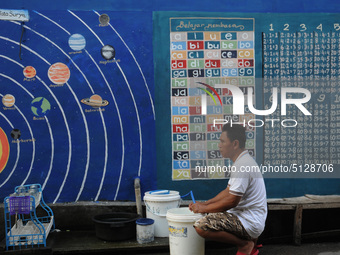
[189,123,267,255]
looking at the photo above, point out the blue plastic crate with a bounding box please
[9,196,31,215]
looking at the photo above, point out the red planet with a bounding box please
[23,66,37,78]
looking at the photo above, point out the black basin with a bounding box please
[92,212,140,241]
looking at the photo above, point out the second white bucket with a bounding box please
[166,207,205,255]
[143,190,181,237]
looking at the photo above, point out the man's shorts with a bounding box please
[193,211,252,240]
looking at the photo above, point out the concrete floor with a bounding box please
[0,230,339,254]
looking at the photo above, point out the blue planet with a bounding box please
[31,97,51,117]
[68,34,86,51]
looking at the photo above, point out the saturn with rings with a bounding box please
[81,94,109,108]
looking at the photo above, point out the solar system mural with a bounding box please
[0,11,156,202]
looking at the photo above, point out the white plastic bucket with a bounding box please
[143,190,181,237]
[136,218,154,244]
[166,207,205,255]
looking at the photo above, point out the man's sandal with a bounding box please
[236,244,263,255]
[251,244,263,255]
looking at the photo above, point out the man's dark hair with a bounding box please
[222,124,246,149]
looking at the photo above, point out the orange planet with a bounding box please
[48,63,70,85]
[23,66,36,78]
[0,127,10,174]
[2,94,15,107]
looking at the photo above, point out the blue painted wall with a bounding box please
[0,1,339,203]
[2,0,340,13]
[0,10,156,203]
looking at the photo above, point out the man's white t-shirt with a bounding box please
[227,150,267,238]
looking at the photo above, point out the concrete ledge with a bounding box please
[1,230,340,255]
[48,231,169,254]
[1,200,339,251]
[0,230,234,255]
[0,201,140,242]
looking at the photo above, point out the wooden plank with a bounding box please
[268,195,340,205]
[293,204,303,246]
[305,194,340,203]
[268,204,295,210]
[302,202,340,210]
[266,198,285,204]
[267,196,312,204]
[282,197,315,204]
[268,202,340,210]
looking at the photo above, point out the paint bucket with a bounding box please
[143,190,181,237]
[136,218,154,244]
[166,207,205,255]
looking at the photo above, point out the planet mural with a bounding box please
[101,45,115,60]
[31,97,51,117]
[23,66,37,78]
[48,62,70,85]
[81,94,109,108]
[99,14,110,25]
[2,94,15,107]
[68,34,86,51]
[0,127,10,174]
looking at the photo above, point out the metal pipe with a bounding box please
[134,178,143,217]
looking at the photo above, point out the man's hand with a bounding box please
[189,201,203,211]
[189,202,206,214]
[188,187,241,214]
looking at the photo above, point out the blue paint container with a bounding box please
[136,218,154,244]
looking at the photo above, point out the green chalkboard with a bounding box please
[154,12,340,199]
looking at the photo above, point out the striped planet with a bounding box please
[0,127,10,174]
[23,66,36,78]
[48,63,70,85]
[68,34,86,51]
[2,94,15,107]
